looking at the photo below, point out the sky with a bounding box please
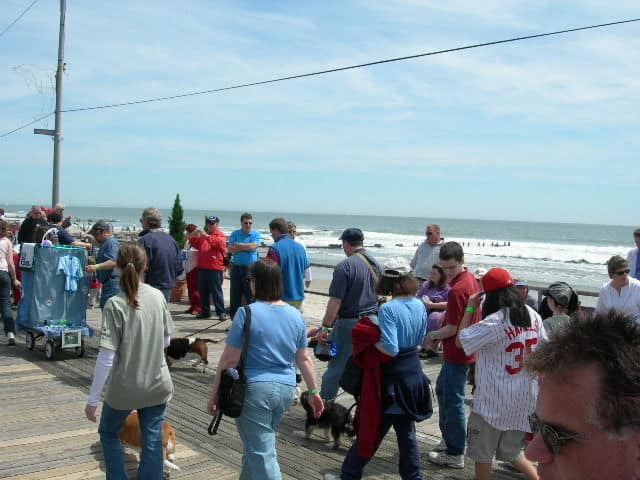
[1,0,638,225]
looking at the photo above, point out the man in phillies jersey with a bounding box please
[425,241,479,469]
[525,310,640,480]
[457,267,544,480]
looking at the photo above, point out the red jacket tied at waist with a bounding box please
[351,316,392,459]
[189,230,227,271]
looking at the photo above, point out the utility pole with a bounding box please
[52,0,66,208]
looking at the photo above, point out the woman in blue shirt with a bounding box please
[207,259,323,479]
[341,257,431,480]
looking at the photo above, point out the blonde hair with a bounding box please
[116,244,147,308]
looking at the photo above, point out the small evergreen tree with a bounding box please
[168,193,186,246]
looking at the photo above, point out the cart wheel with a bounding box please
[44,340,55,361]
[26,332,35,350]
[75,346,85,358]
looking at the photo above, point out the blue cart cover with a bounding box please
[17,245,92,336]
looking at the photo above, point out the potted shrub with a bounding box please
[168,194,187,302]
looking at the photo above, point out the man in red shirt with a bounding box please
[425,241,479,469]
[189,216,227,320]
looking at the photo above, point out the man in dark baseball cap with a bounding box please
[339,228,364,244]
[89,220,110,236]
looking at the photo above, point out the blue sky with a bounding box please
[1,1,638,225]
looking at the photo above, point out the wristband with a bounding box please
[94,264,100,271]
[465,306,476,313]
[307,388,320,395]
[321,325,332,333]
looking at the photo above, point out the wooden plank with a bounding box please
[0,364,41,374]
[0,427,97,448]
[0,373,53,384]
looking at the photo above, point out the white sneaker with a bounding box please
[432,439,447,452]
[7,332,15,346]
[427,451,464,469]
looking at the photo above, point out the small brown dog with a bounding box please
[119,411,179,471]
[166,337,218,372]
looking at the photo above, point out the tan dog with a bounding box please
[119,411,179,471]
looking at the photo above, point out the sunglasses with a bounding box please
[242,221,253,225]
[529,413,585,455]
[246,275,254,283]
[614,269,630,276]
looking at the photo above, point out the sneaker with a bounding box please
[432,439,447,453]
[219,313,229,321]
[427,451,464,469]
[7,332,16,346]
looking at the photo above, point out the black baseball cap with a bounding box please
[339,228,364,243]
[541,282,574,307]
[205,215,219,225]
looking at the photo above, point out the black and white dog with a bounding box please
[300,392,355,449]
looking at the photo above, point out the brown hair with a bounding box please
[430,264,447,289]
[116,244,147,308]
[251,259,283,302]
[607,255,629,277]
[269,218,289,235]
[0,220,7,238]
[376,274,419,297]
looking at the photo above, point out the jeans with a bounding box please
[198,269,225,316]
[320,314,377,400]
[435,361,469,456]
[157,288,171,302]
[229,265,254,318]
[235,381,295,480]
[100,279,120,309]
[0,271,15,335]
[341,413,422,479]
[98,402,166,480]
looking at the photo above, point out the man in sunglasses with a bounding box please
[595,255,640,320]
[628,227,640,280]
[227,213,260,318]
[525,310,640,479]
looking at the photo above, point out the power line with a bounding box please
[59,18,640,113]
[0,111,53,138]
[0,0,39,38]
[2,17,639,138]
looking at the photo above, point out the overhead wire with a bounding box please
[2,17,639,138]
[0,0,39,38]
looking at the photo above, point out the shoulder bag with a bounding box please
[208,305,251,435]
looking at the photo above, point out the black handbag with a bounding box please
[208,305,251,435]
[339,355,362,398]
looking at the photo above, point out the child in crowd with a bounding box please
[86,257,101,309]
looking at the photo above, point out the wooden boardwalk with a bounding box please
[0,290,526,479]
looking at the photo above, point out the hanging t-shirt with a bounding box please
[57,255,83,292]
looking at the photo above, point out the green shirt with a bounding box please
[100,283,175,410]
[543,314,571,336]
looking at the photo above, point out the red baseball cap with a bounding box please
[482,267,514,293]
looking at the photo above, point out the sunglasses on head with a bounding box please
[529,413,585,455]
[614,269,630,276]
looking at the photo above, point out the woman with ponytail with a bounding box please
[84,244,175,479]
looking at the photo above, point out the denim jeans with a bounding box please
[435,361,469,456]
[100,279,120,309]
[0,271,15,335]
[229,265,254,318]
[320,314,377,400]
[235,381,295,480]
[341,413,422,479]
[198,269,225,316]
[98,402,166,480]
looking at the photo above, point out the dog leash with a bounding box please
[185,319,225,338]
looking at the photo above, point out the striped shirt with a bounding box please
[459,306,546,432]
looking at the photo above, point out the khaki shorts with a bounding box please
[466,411,526,463]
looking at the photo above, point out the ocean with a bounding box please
[5,205,634,294]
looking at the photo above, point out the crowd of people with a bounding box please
[2,204,640,479]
